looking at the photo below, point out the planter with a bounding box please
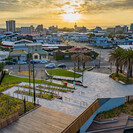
[0,112,19,130]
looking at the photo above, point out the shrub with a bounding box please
[56,55,63,60]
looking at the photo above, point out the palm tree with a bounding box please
[71,53,92,70]
[71,53,81,70]
[122,49,133,82]
[109,48,124,77]
[82,55,92,69]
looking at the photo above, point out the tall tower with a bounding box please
[74,23,77,31]
[6,20,16,33]
[130,23,133,31]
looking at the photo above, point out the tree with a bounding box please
[109,48,124,77]
[0,40,2,46]
[0,62,5,72]
[5,56,12,61]
[82,55,92,69]
[27,53,32,61]
[71,53,92,70]
[71,53,81,70]
[122,49,133,82]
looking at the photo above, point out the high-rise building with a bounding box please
[130,23,133,31]
[21,25,34,34]
[123,25,128,33]
[6,20,16,32]
[36,24,43,31]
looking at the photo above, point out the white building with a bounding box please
[0,51,9,61]
[118,45,133,50]
[21,26,34,34]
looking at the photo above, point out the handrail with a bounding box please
[62,99,100,133]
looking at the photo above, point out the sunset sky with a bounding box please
[0,0,133,29]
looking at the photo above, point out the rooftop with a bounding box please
[118,45,133,49]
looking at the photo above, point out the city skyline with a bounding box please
[0,0,133,28]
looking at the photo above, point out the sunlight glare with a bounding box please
[62,13,81,22]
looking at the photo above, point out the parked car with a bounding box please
[18,61,27,65]
[0,61,5,63]
[5,61,16,65]
[45,63,56,68]
[40,59,50,64]
[40,60,47,64]
[30,60,39,64]
[58,63,66,68]
[45,59,50,62]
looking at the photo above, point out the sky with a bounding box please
[0,0,133,29]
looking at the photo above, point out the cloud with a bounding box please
[78,0,133,14]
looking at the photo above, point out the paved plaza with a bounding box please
[3,71,133,117]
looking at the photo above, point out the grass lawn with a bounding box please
[0,74,74,92]
[47,69,82,78]
[110,73,133,84]
[96,102,133,120]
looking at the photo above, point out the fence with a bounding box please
[62,99,99,133]
[62,97,125,133]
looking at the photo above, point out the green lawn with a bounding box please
[0,74,74,92]
[110,73,133,84]
[47,69,82,78]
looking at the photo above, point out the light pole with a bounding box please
[28,52,31,94]
[73,62,76,89]
[110,62,112,74]
[99,50,101,68]
[81,56,84,84]
[32,62,36,105]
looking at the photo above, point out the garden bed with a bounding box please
[0,74,74,93]
[110,73,133,84]
[0,112,19,130]
[96,102,133,120]
[0,94,38,120]
[14,90,59,100]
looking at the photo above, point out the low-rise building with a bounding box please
[10,50,27,61]
[0,51,9,61]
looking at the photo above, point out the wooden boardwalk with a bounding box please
[0,107,76,133]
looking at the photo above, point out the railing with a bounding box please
[62,99,100,133]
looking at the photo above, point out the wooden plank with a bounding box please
[0,107,76,133]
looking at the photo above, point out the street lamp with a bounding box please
[32,62,36,105]
[99,50,101,68]
[110,62,112,74]
[73,62,76,89]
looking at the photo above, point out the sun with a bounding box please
[62,13,81,22]
[60,3,82,23]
